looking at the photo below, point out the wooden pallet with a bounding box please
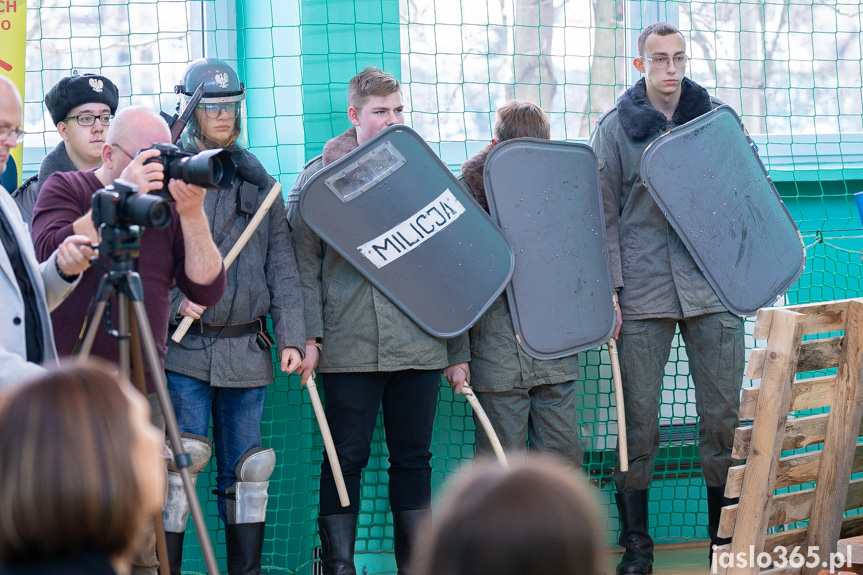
[716,299,863,575]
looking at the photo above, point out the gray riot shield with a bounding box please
[483,139,615,359]
[299,125,514,338]
[640,105,805,316]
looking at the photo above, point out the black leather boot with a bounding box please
[392,509,430,575]
[615,490,654,575]
[164,531,185,575]
[225,523,265,575]
[318,514,358,575]
[706,485,738,566]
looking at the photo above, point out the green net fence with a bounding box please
[17,0,863,572]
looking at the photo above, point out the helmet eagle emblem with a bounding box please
[215,73,230,89]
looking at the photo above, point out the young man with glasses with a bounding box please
[589,22,744,574]
[12,72,119,224]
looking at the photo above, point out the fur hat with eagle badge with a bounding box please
[44,71,120,126]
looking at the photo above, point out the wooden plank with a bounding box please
[718,479,863,539]
[752,307,774,341]
[726,309,804,575]
[733,413,830,460]
[725,445,863,499]
[803,300,863,575]
[753,300,849,340]
[746,337,842,380]
[739,375,836,420]
[718,515,863,571]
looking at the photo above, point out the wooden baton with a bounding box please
[171,182,284,343]
[607,337,629,472]
[305,373,350,507]
[462,383,509,467]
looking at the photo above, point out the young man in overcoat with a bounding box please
[287,67,469,575]
[590,22,744,574]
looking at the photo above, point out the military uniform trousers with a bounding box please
[473,380,584,467]
[613,312,744,492]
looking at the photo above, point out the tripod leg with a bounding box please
[128,299,221,575]
[129,311,171,575]
[77,301,108,361]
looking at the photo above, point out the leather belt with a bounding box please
[176,317,266,339]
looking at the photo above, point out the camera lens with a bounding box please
[172,148,236,189]
[123,193,172,229]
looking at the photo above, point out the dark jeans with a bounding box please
[165,371,267,523]
[318,369,441,516]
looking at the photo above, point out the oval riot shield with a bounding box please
[640,106,805,316]
[483,139,615,359]
[299,125,515,338]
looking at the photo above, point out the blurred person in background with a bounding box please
[412,457,603,575]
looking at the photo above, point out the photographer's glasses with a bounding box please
[62,113,114,127]
[111,143,136,161]
[198,103,240,119]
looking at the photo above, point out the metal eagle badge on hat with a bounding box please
[300,125,515,338]
[483,138,615,359]
[640,105,805,316]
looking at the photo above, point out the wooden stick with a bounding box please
[607,337,629,472]
[462,384,509,467]
[171,182,285,343]
[306,374,350,507]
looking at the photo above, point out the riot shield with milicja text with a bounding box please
[299,125,515,338]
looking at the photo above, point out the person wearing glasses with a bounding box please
[160,58,305,575]
[589,22,744,574]
[30,104,226,575]
[0,76,94,390]
[12,71,119,224]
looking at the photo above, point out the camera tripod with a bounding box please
[77,226,220,575]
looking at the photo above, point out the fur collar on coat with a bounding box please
[617,77,712,141]
[459,143,494,212]
[322,127,359,167]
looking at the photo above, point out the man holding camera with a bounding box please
[32,105,226,367]
[31,105,226,575]
[12,71,119,224]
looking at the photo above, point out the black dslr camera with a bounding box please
[92,179,171,230]
[146,143,236,200]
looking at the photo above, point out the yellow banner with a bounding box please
[0,0,27,187]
